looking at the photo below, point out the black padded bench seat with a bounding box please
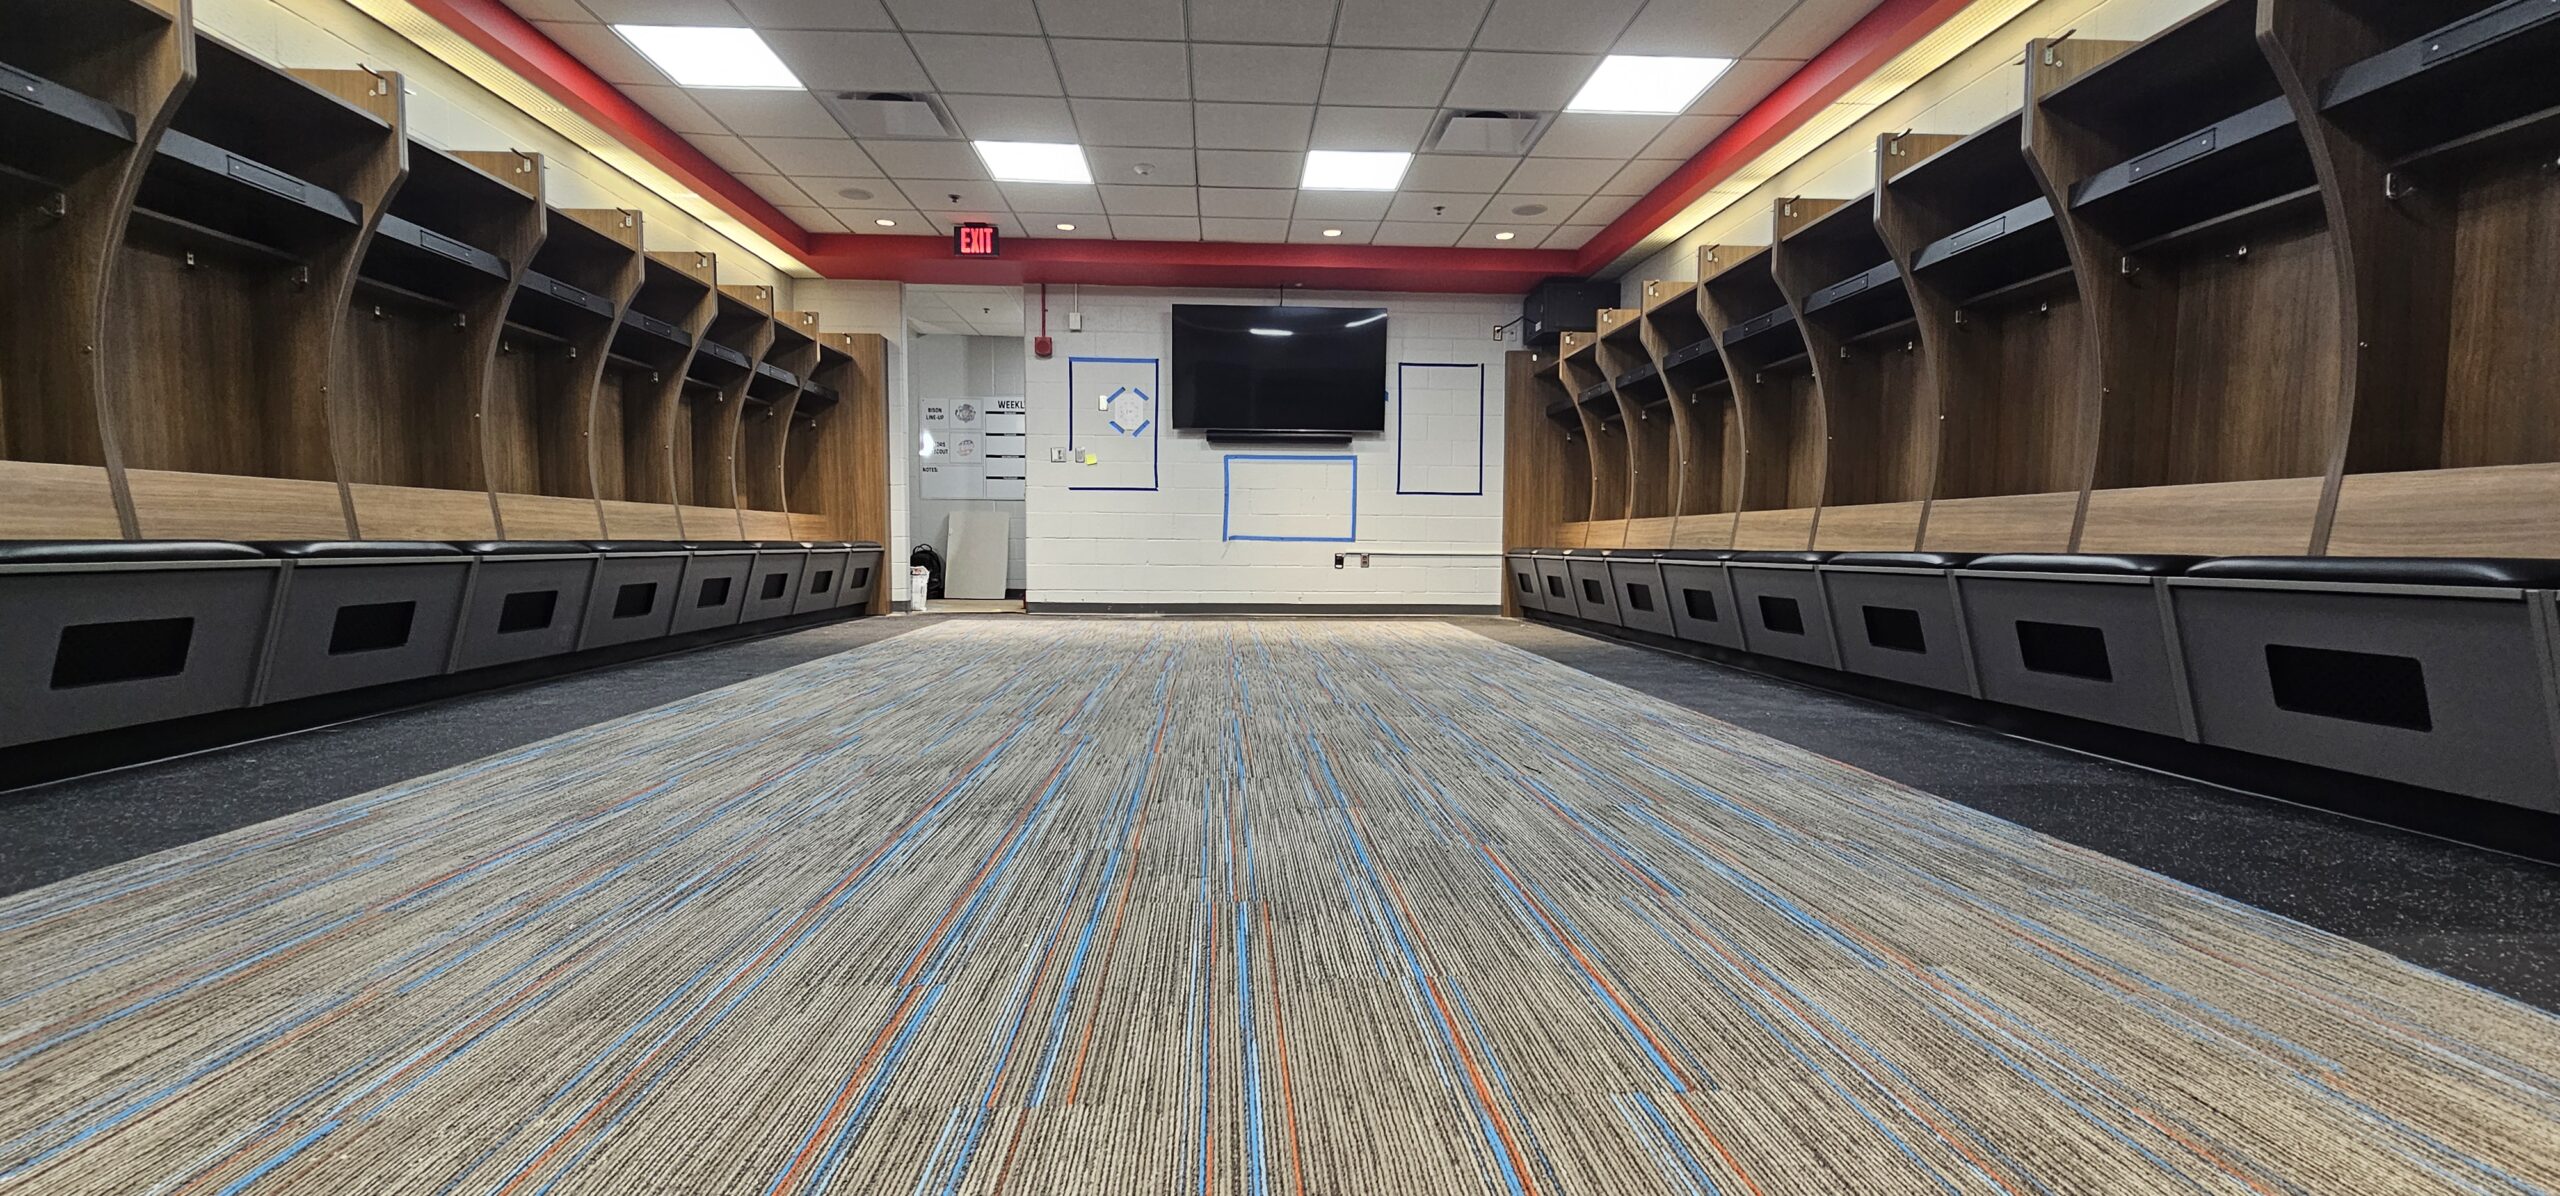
[255,541,465,559]
[1955,553,2197,738]
[1967,554,2202,576]
[0,541,283,746]
[451,543,598,670]
[587,540,691,554]
[1729,550,1836,565]
[1821,554,1982,694]
[457,540,598,556]
[1826,552,1982,569]
[0,540,265,564]
[253,542,471,703]
[579,542,686,649]
[1726,552,1839,667]
[2183,557,2560,588]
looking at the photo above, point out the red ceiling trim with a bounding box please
[408,0,1968,293]
[1570,0,1980,273]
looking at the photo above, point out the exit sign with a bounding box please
[953,223,1000,257]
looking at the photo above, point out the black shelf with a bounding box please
[619,309,692,350]
[1911,197,2067,304]
[0,59,137,185]
[747,361,799,404]
[2323,0,2560,159]
[136,129,361,256]
[359,213,509,305]
[797,380,840,410]
[1577,377,1615,405]
[2069,96,2316,246]
[1800,260,1912,336]
[1721,304,1805,362]
[1661,337,1722,375]
[507,268,615,340]
[1615,361,1667,407]
[687,339,752,384]
[2039,0,2278,150]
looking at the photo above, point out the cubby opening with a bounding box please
[1646,288,1737,519]
[487,208,638,522]
[1558,342,1627,524]
[1779,197,1931,518]
[599,255,705,518]
[1523,354,1593,532]
[1595,311,1671,522]
[675,288,769,513]
[1703,250,1823,517]
[741,313,816,521]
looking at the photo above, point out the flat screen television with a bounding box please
[1170,304,1389,436]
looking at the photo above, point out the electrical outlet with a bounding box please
[1361,554,1372,568]
[1333,553,1345,569]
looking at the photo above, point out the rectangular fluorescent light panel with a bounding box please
[613,26,802,89]
[975,141,1093,184]
[1566,55,1734,114]
[1300,150,1411,191]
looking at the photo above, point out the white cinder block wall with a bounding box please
[1019,287,1518,609]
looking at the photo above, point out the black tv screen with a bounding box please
[1170,304,1388,434]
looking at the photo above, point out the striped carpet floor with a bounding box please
[3,620,2557,1195]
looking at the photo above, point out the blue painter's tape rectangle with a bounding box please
[1222,454,1357,542]
[1395,362,1486,496]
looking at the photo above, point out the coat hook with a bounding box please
[2040,29,2078,67]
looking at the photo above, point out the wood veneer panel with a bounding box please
[680,504,743,540]
[347,482,496,540]
[1500,350,1577,566]
[493,492,603,539]
[1555,522,1593,549]
[740,509,793,538]
[1621,517,1676,549]
[1733,507,1818,550]
[0,462,127,539]
[1811,501,1926,551]
[1919,492,2079,552]
[2077,477,2322,555]
[1667,514,1737,549]
[1579,519,1633,548]
[787,513,831,540]
[598,498,682,539]
[2326,465,2560,557]
[126,471,348,540]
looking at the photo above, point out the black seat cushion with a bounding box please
[1826,552,1981,569]
[454,541,597,556]
[1968,553,2203,577]
[1728,551,1835,565]
[2183,556,2560,588]
[0,540,266,565]
[255,541,465,559]
[683,541,761,551]
[585,541,690,553]
[1656,549,1738,562]
[844,541,883,550]
[747,541,810,551]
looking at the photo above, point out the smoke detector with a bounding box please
[1429,110,1553,156]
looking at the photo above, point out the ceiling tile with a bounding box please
[866,140,991,178]
[943,94,1080,140]
[1471,0,1641,53]
[1289,191,1392,221]
[883,0,1041,33]
[1372,220,1466,245]
[1090,147,1195,185]
[997,181,1106,212]
[1051,39,1190,99]
[830,205,926,228]
[507,0,594,23]
[1751,0,1876,59]
[1568,193,1633,224]
[1186,0,1334,44]
[1383,190,1488,221]
[908,34,1063,95]
[1021,214,1113,235]
[693,89,843,138]
[1193,103,1312,151]
[924,212,1025,235]
[1194,149,1303,187]
[1458,221,1554,246]
[1400,153,1518,192]
[805,177,898,203]
[1099,184,1197,215]
[731,0,894,28]
[1499,155,1616,194]
[1642,113,1734,160]
[533,23,669,86]
[1541,224,1603,248]
[1485,192,1585,221]
[764,31,929,91]
[1109,214,1203,239]
[1034,0,1186,39]
[778,205,852,232]
[1613,0,1792,56]
[1597,156,1676,195]
[622,84,725,135]
[737,173,818,207]
[1200,216,1290,241]
[1190,44,1325,103]
[1446,52,1599,110]
[689,132,773,174]
[1531,112,1670,159]
[1197,186,1295,217]
[578,0,744,25]
[897,180,1009,210]
[1333,0,1492,49]
[1308,106,1432,152]
[747,137,882,176]
[1070,98,1194,147]
[1289,219,1378,243]
[1318,49,1462,107]
[1692,58,1799,116]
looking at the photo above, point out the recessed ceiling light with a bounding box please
[1494,231,1516,241]
[1566,55,1734,115]
[975,140,1092,184]
[873,218,897,227]
[1301,150,1411,191]
[1322,228,1343,237]
[612,26,802,90]
[1055,223,1077,231]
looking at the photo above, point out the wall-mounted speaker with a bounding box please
[1521,278,1619,348]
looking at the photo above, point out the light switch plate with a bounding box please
[1048,447,1067,462]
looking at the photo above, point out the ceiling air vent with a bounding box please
[1430,110,1552,156]
[822,91,958,140]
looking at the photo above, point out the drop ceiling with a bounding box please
[508,0,1883,248]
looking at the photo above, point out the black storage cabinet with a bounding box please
[795,543,852,614]
[580,542,687,649]
[1530,552,1576,617]
[1605,551,1676,637]
[1819,553,1981,696]
[1658,551,1745,650]
[740,542,811,622]
[1507,552,1551,613]
[255,542,470,704]
[1957,554,2198,739]
[451,542,598,671]
[1726,552,1840,668]
[674,543,756,633]
[1564,551,1622,626]
[0,542,282,747]
[2169,559,2560,811]
[836,543,884,611]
